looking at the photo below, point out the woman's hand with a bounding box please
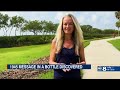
[77,61,86,64]
[62,68,71,72]
[58,63,71,72]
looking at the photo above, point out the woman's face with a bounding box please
[62,16,74,35]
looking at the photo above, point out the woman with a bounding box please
[49,14,86,79]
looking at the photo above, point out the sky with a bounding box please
[0,11,118,36]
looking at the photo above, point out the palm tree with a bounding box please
[115,11,120,20]
[116,21,120,36]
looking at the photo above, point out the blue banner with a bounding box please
[7,64,91,70]
[97,66,120,71]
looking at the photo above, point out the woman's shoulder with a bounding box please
[52,38,56,43]
[51,38,57,46]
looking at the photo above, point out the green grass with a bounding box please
[38,70,54,79]
[0,44,51,72]
[108,39,120,51]
[84,40,90,47]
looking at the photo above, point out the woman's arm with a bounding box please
[49,39,58,64]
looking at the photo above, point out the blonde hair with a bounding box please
[54,14,84,55]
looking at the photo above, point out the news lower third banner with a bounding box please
[7,64,91,70]
[97,66,120,71]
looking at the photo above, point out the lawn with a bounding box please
[0,44,50,72]
[108,39,120,51]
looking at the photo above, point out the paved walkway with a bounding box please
[82,36,120,79]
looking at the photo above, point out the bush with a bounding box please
[0,35,55,48]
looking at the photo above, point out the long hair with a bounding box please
[54,14,84,55]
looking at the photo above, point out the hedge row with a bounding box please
[0,35,54,48]
[0,34,112,48]
[83,33,112,39]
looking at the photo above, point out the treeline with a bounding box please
[81,25,119,39]
[0,13,120,48]
[0,13,119,36]
[0,13,58,36]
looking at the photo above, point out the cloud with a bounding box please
[0,11,53,21]
[77,16,85,24]
[91,14,97,22]
[76,11,117,29]
[0,11,21,16]
[54,11,76,21]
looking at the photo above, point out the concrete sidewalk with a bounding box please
[82,36,120,79]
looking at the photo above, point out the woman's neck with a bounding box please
[64,34,72,41]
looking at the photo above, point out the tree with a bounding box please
[116,21,120,36]
[17,16,27,36]
[0,13,5,36]
[0,13,10,36]
[9,16,19,36]
[9,16,26,36]
[22,20,42,35]
[81,25,93,34]
[44,21,57,35]
[115,11,120,20]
